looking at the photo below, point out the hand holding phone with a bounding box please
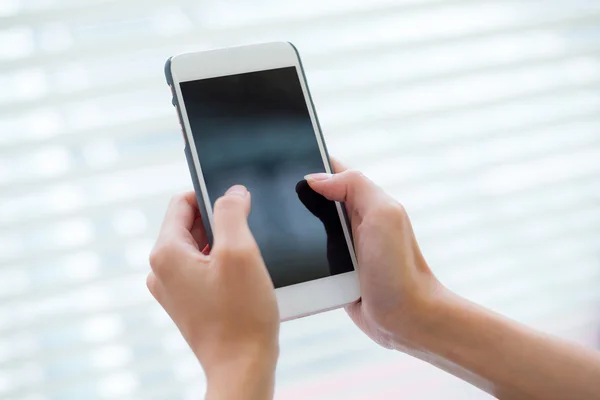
[165,42,360,320]
[304,164,442,350]
[149,165,600,400]
[148,189,279,399]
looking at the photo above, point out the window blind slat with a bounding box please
[2,1,599,399]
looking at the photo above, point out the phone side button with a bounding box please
[174,109,186,142]
[169,84,178,107]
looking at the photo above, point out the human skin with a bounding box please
[148,162,600,399]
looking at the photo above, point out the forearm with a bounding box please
[205,354,277,400]
[406,289,600,399]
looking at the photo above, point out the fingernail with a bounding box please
[225,185,248,197]
[304,173,332,182]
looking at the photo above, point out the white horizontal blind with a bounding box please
[1,0,600,399]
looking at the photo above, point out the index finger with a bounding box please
[330,157,348,174]
[157,191,202,249]
[212,185,253,250]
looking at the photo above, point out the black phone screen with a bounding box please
[179,66,354,288]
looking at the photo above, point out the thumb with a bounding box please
[304,169,383,218]
[212,185,253,250]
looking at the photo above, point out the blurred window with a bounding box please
[1,0,599,398]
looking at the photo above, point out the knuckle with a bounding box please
[168,193,184,207]
[148,248,160,268]
[214,242,259,264]
[148,245,163,268]
[214,195,244,213]
[146,273,159,300]
[149,242,178,278]
[372,200,407,226]
[344,169,365,183]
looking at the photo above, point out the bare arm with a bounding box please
[306,166,600,400]
[206,351,276,400]
[408,290,600,399]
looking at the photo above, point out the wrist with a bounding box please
[391,289,503,395]
[205,345,278,400]
[394,286,491,371]
[390,284,463,354]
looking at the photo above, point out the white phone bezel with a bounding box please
[169,42,360,320]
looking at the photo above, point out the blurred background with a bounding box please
[1,0,600,399]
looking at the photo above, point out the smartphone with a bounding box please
[164,42,360,320]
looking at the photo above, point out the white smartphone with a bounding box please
[164,42,360,320]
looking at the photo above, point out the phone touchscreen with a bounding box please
[180,67,354,288]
